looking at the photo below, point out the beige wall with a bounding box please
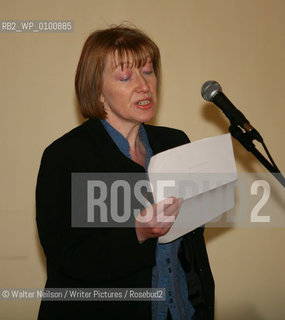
[0,0,284,319]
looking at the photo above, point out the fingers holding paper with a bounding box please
[135,197,183,243]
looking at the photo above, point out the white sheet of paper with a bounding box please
[147,133,237,243]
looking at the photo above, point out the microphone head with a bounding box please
[201,80,222,101]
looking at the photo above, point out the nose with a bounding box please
[135,73,150,93]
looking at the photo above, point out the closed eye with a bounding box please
[119,77,130,82]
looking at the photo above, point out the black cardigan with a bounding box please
[36,118,214,320]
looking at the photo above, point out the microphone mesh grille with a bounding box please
[201,81,222,101]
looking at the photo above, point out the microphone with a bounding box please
[201,80,263,142]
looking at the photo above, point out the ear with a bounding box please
[99,92,105,104]
[99,92,108,113]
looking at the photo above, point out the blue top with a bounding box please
[101,120,194,320]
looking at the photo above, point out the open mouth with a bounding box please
[136,98,152,108]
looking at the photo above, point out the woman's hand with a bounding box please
[135,197,183,243]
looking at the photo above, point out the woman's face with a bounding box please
[100,52,157,131]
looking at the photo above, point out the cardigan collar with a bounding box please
[82,117,166,154]
[81,118,162,173]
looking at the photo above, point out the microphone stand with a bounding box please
[229,125,285,188]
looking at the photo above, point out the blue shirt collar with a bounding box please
[100,119,153,169]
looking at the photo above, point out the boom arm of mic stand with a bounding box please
[229,125,285,188]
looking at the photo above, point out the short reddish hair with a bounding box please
[75,25,161,119]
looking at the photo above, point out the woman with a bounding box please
[36,25,214,320]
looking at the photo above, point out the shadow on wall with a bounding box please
[221,304,265,320]
[204,227,231,244]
